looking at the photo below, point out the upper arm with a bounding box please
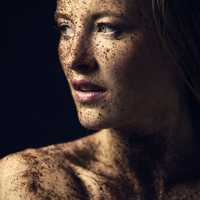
[0,149,89,200]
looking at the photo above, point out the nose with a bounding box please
[64,30,98,74]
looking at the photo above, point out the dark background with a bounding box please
[0,0,92,158]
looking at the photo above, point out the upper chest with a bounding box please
[69,164,200,200]
[70,164,141,200]
[40,143,200,200]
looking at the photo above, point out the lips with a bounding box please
[72,80,106,92]
[71,80,107,103]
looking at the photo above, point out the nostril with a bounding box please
[71,60,98,74]
[71,63,90,72]
[72,63,88,69]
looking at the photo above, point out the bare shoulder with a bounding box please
[0,136,96,200]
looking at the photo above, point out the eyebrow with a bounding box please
[54,10,127,22]
[54,12,71,22]
[92,11,127,20]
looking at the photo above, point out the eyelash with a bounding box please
[96,23,123,37]
[56,22,124,39]
[57,23,73,39]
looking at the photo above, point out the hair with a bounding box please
[151,1,200,185]
[152,0,200,101]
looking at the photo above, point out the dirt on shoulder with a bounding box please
[0,134,99,200]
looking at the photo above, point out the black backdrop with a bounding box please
[0,0,92,158]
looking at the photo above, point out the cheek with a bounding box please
[58,40,73,77]
[58,40,69,65]
[94,34,144,82]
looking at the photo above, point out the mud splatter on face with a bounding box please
[56,0,183,133]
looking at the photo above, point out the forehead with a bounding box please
[56,0,151,18]
[57,0,127,8]
[57,0,128,15]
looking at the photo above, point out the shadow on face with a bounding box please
[55,0,185,133]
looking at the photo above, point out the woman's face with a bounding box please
[56,0,183,132]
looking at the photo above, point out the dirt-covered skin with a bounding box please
[1,129,200,200]
[1,0,200,199]
[0,133,141,200]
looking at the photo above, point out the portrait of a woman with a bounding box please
[1,0,200,199]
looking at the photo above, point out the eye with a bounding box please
[57,23,74,39]
[96,23,123,37]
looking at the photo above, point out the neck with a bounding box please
[94,108,200,198]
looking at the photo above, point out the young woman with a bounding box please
[1,0,200,199]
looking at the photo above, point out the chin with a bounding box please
[78,118,107,131]
[77,111,111,131]
[76,105,123,131]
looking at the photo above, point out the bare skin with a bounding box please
[1,0,200,199]
[1,130,200,200]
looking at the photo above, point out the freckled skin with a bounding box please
[57,0,182,132]
[1,0,200,199]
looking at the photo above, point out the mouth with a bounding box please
[72,79,106,92]
[71,79,107,103]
